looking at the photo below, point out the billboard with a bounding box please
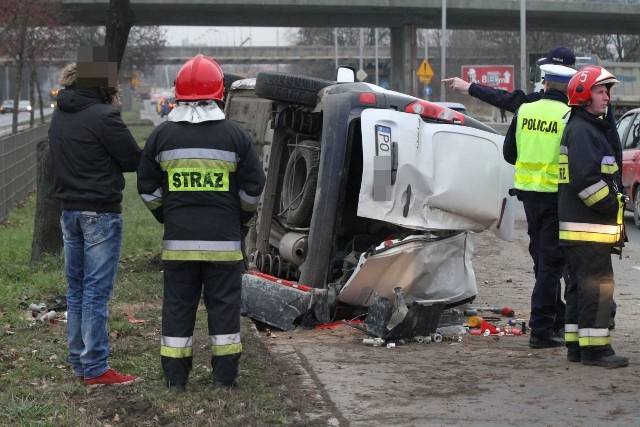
[461,65,514,92]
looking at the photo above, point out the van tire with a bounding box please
[281,140,320,227]
[255,72,333,106]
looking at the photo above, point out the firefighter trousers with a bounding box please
[522,199,565,336]
[160,260,243,386]
[564,245,615,358]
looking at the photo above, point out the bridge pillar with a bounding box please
[390,25,417,97]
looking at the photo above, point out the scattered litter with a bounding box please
[28,303,47,313]
[126,314,147,324]
[362,337,385,346]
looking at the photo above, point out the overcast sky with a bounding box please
[163,26,296,47]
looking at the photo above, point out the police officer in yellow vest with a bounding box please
[503,64,576,349]
[558,66,628,368]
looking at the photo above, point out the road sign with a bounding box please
[357,69,368,82]
[424,86,432,96]
[461,65,514,92]
[417,59,434,85]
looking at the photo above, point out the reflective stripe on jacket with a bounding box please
[514,99,569,192]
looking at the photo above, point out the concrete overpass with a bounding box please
[62,1,640,34]
[61,0,640,96]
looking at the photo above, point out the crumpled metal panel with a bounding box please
[337,232,476,307]
[241,272,326,331]
[346,288,445,340]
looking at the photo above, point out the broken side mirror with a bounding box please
[336,66,356,83]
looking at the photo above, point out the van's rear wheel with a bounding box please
[281,140,320,227]
[255,72,333,107]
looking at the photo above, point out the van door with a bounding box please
[358,109,515,238]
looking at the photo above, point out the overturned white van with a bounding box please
[225,69,515,332]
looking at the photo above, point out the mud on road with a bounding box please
[264,220,640,427]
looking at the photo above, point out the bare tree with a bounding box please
[0,0,66,133]
[105,0,133,72]
[289,27,390,80]
[574,33,640,62]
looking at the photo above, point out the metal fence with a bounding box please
[0,125,48,221]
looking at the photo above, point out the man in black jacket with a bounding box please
[49,47,142,387]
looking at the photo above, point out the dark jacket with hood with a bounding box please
[48,63,141,213]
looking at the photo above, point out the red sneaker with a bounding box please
[83,369,142,387]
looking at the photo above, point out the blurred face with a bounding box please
[585,84,610,116]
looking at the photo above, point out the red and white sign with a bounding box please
[461,65,514,92]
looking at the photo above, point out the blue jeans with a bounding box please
[61,210,122,379]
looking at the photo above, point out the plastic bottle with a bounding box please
[435,325,468,341]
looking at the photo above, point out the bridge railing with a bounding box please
[0,125,48,221]
[158,45,391,64]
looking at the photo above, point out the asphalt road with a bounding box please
[0,108,53,136]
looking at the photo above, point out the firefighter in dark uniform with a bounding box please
[559,66,628,368]
[137,54,266,390]
[503,64,577,348]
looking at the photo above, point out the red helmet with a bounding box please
[174,54,224,101]
[567,65,619,106]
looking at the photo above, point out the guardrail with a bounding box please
[0,124,48,221]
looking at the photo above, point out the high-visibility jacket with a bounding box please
[513,98,570,193]
[137,119,265,261]
[558,108,624,246]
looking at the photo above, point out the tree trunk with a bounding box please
[104,0,134,73]
[31,140,62,262]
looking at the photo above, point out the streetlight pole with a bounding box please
[212,29,229,46]
[520,0,527,91]
[375,28,379,86]
[334,28,339,70]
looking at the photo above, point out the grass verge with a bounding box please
[0,116,325,426]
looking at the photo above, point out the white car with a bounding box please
[0,100,32,114]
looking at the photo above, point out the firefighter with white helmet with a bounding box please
[558,65,628,368]
[137,54,266,390]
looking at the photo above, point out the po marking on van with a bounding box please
[373,124,395,201]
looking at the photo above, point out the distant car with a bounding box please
[432,101,470,116]
[159,97,175,118]
[617,107,640,228]
[0,100,32,114]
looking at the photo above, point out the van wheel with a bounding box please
[634,187,640,229]
[255,72,333,107]
[281,140,320,227]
